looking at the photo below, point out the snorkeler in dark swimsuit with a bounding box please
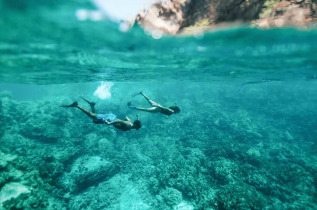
[127,92,180,116]
[61,97,141,131]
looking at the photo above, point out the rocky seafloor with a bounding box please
[0,82,316,209]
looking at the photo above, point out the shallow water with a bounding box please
[0,1,317,209]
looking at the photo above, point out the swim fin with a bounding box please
[127,101,136,108]
[61,102,78,107]
[80,96,96,108]
[131,91,142,98]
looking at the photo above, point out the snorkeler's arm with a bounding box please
[125,116,131,121]
[167,107,174,112]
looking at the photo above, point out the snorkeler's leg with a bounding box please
[75,105,97,119]
[133,107,158,113]
[140,92,160,107]
[61,102,78,108]
[80,96,96,113]
[131,91,143,97]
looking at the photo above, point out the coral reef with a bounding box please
[1,81,316,209]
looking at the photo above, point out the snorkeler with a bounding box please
[61,97,141,131]
[127,92,180,116]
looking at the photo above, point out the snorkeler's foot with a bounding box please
[127,101,136,108]
[80,96,96,108]
[61,102,78,108]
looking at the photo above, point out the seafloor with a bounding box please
[0,81,316,209]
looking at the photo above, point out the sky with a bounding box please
[91,0,156,21]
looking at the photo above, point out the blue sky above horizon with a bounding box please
[91,0,159,21]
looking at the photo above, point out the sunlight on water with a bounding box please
[93,81,114,100]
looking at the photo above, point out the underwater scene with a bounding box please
[0,0,317,209]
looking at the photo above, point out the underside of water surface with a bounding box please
[0,0,317,209]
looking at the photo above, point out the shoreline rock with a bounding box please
[256,0,317,28]
[136,0,317,35]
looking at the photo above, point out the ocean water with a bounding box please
[0,1,317,209]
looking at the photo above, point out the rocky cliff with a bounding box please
[257,0,317,28]
[136,0,317,35]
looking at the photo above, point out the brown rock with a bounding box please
[136,0,186,35]
[257,0,317,28]
[135,0,317,35]
[136,0,266,34]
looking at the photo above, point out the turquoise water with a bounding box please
[0,1,317,209]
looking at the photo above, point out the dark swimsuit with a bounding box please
[160,108,173,116]
[113,123,131,131]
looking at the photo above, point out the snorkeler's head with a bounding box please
[133,120,142,130]
[170,106,180,114]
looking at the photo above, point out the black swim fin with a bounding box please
[131,91,142,98]
[127,101,136,108]
[61,102,78,107]
[80,96,96,108]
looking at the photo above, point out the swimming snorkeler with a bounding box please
[61,97,141,131]
[127,92,180,116]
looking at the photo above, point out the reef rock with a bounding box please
[0,152,16,170]
[60,156,119,193]
[216,183,267,209]
[136,0,317,34]
[20,120,62,143]
[0,182,30,205]
[160,187,183,206]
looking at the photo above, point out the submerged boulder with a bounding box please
[60,156,119,193]
[68,174,154,209]
[160,187,183,206]
[0,182,30,205]
[20,121,62,143]
[0,152,17,170]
